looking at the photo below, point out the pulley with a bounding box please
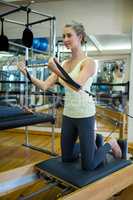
[22,26,33,48]
[0,18,9,51]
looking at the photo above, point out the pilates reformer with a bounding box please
[17,136,132,200]
[0,104,57,156]
[17,59,133,200]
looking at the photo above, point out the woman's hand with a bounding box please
[17,61,27,76]
[48,57,56,67]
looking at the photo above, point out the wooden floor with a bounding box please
[1,130,133,200]
[0,129,61,199]
[0,109,132,200]
[0,130,61,172]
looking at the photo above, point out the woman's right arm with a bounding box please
[30,73,58,91]
[17,62,58,91]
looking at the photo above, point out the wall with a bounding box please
[0,0,133,39]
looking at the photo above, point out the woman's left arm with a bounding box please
[75,58,96,86]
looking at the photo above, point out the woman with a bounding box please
[18,22,122,170]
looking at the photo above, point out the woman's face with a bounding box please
[63,26,82,50]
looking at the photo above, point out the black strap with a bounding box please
[53,58,81,90]
[25,68,32,82]
[53,58,95,96]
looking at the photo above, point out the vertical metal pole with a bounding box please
[51,94,56,154]
[128,19,133,142]
[52,18,56,57]
[49,20,52,56]
[128,18,133,142]
[25,47,29,107]
[56,42,60,60]
[25,47,29,145]
[51,123,55,154]
[51,18,56,153]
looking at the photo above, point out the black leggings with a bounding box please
[61,115,111,170]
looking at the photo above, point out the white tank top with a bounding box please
[62,58,96,118]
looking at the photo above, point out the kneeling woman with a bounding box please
[17,22,122,170]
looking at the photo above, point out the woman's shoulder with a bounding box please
[80,56,96,75]
[81,56,96,68]
[82,56,95,63]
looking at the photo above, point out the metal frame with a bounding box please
[0,0,56,55]
[0,0,57,156]
[23,122,57,156]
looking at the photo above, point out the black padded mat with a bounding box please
[36,156,132,188]
[0,106,55,130]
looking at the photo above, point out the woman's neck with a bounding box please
[67,48,86,72]
[71,48,85,60]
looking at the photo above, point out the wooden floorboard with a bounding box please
[0,129,61,197]
[0,145,49,172]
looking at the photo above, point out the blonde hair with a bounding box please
[64,22,86,45]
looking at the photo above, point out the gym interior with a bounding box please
[0,0,133,199]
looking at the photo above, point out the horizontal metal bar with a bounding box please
[23,144,58,156]
[4,18,25,26]
[9,48,45,58]
[92,82,129,86]
[0,7,22,18]
[31,48,49,55]
[0,0,54,18]
[19,182,58,200]
[28,17,56,26]
[0,81,27,84]
[9,41,26,49]
[0,78,129,87]
[30,9,54,18]
[0,90,59,96]
[0,0,19,9]
[9,41,49,55]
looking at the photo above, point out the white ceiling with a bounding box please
[91,34,131,52]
